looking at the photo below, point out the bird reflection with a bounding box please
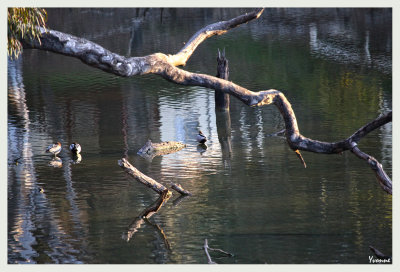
[48,156,62,168]
[71,153,82,164]
[197,143,207,155]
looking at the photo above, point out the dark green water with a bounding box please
[8,8,392,264]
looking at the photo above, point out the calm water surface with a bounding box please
[8,8,392,264]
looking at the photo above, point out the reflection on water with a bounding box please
[8,8,391,264]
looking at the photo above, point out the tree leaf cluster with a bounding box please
[8,8,47,59]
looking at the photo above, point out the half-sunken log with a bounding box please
[137,140,186,160]
[118,158,168,194]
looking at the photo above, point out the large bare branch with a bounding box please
[21,9,391,193]
[350,143,392,194]
[21,9,264,77]
[169,8,264,66]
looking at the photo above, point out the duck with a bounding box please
[196,130,207,144]
[46,142,62,156]
[69,142,81,154]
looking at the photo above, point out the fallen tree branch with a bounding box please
[350,143,392,194]
[21,9,264,77]
[118,158,169,195]
[203,239,217,264]
[207,246,234,257]
[171,183,192,196]
[22,9,391,193]
[203,239,233,264]
[170,9,263,67]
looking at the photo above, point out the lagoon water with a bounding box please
[7,8,392,264]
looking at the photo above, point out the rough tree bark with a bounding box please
[215,48,230,111]
[20,8,391,194]
[137,140,186,161]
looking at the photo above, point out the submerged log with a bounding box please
[137,140,186,160]
[118,157,191,197]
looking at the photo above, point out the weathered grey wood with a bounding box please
[170,9,264,66]
[350,143,392,194]
[215,48,230,111]
[203,239,216,264]
[21,9,391,193]
[22,9,263,76]
[203,238,233,264]
[171,183,192,196]
[118,158,168,194]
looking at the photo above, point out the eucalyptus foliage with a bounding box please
[8,8,47,59]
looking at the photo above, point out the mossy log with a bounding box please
[137,140,186,160]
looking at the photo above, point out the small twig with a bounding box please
[369,246,391,260]
[203,239,217,264]
[203,238,234,264]
[294,149,307,168]
[171,183,192,196]
[208,246,234,257]
[266,129,285,137]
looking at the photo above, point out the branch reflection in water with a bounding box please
[122,190,170,243]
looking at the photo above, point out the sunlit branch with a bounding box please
[118,158,169,195]
[21,9,392,194]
